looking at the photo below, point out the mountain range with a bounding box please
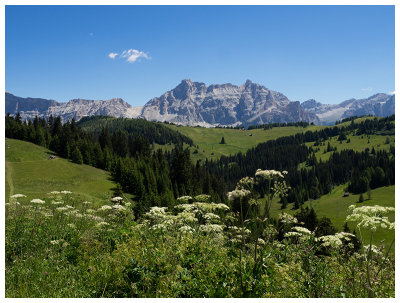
[5,80,395,126]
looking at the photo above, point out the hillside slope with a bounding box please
[5,138,121,203]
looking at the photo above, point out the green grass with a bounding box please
[164,124,324,162]
[306,133,394,162]
[269,184,395,249]
[5,138,125,205]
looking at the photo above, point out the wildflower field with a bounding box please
[5,170,395,298]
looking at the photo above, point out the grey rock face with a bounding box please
[5,92,143,122]
[5,81,394,127]
[301,93,395,125]
[140,79,320,126]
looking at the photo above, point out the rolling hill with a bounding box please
[5,138,126,205]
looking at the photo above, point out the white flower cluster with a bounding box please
[176,211,198,224]
[227,189,251,201]
[177,196,192,203]
[11,194,26,198]
[255,169,285,179]
[236,177,255,190]
[51,201,64,205]
[111,196,123,202]
[346,205,395,232]
[363,244,383,256]
[56,207,68,212]
[61,191,72,194]
[279,213,298,225]
[203,212,220,223]
[48,191,60,195]
[112,204,126,211]
[98,205,113,212]
[194,194,211,202]
[179,225,195,234]
[50,239,69,247]
[284,226,313,240]
[199,224,224,233]
[96,221,110,228]
[30,199,45,204]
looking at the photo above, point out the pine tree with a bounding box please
[71,146,83,164]
[220,137,226,144]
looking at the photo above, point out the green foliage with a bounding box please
[5,192,395,298]
[72,146,83,164]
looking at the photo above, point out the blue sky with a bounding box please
[5,5,395,106]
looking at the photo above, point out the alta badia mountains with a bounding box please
[5,79,395,126]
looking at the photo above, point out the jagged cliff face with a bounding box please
[5,81,395,126]
[140,79,320,126]
[301,93,395,125]
[5,93,143,122]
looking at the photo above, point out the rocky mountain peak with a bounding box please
[140,79,319,127]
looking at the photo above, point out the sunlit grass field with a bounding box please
[5,138,124,205]
[269,184,395,250]
[164,124,323,162]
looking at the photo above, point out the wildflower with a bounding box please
[227,189,251,201]
[194,194,211,202]
[30,199,45,204]
[179,225,195,234]
[364,244,382,255]
[112,204,126,211]
[11,194,26,198]
[88,266,93,271]
[213,203,230,211]
[98,205,112,211]
[316,235,343,249]
[346,205,395,231]
[44,271,48,275]
[50,240,61,245]
[96,221,110,228]
[83,201,92,205]
[177,196,192,202]
[279,213,298,225]
[61,191,72,194]
[177,212,198,224]
[204,212,220,223]
[292,226,312,234]
[86,209,96,213]
[48,191,60,195]
[111,196,123,202]
[51,201,64,205]
[175,204,197,212]
[56,207,68,212]
[199,224,224,233]
[257,238,266,246]
[67,223,76,229]
[65,205,74,209]
[124,202,131,207]
[255,169,284,179]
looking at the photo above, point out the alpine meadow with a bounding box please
[4,4,396,299]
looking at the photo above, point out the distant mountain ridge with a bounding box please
[5,92,143,122]
[140,79,319,127]
[301,93,395,125]
[5,80,395,126]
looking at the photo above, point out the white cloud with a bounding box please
[361,87,373,92]
[108,52,119,59]
[120,49,150,63]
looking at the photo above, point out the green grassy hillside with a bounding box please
[165,124,323,162]
[5,138,123,204]
[269,184,395,249]
[306,134,394,162]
